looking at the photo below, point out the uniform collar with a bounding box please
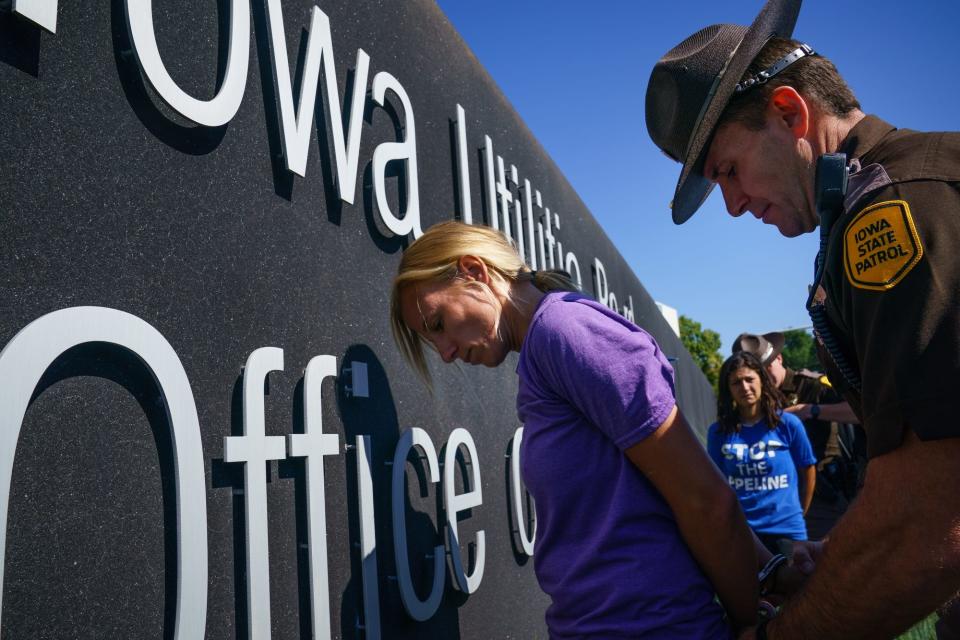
[839,115,897,162]
[780,367,798,394]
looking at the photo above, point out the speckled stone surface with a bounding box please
[0,1,716,638]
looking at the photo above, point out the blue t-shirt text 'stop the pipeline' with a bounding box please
[707,412,816,539]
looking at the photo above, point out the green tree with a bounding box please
[780,328,820,371]
[679,315,724,393]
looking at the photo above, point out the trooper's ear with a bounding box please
[457,255,491,284]
[768,85,809,139]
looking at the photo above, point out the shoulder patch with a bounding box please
[843,199,923,290]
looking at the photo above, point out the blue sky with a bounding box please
[436,0,959,352]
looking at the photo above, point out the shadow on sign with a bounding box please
[109,0,229,156]
[337,344,463,639]
[0,11,41,77]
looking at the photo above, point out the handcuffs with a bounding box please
[755,553,788,639]
[758,552,787,596]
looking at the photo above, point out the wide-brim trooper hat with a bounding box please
[645,0,803,224]
[732,332,785,366]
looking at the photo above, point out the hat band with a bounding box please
[761,343,774,362]
[734,43,816,93]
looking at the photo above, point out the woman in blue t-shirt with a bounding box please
[708,352,817,555]
[389,221,774,638]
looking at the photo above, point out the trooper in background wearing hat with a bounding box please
[647,0,960,637]
[732,332,863,541]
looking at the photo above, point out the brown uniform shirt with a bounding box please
[816,115,960,458]
[780,368,842,464]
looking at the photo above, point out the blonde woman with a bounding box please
[390,221,763,638]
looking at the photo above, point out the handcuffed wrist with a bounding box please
[758,553,787,596]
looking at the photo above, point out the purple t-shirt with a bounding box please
[516,292,731,639]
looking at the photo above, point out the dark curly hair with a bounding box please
[716,351,785,435]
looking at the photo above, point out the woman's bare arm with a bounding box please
[625,405,759,631]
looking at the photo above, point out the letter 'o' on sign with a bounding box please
[0,307,208,640]
[125,0,250,127]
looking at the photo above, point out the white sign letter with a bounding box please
[356,435,381,639]
[371,72,422,239]
[125,0,249,127]
[391,428,444,621]
[594,258,609,307]
[482,136,498,231]
[223,347,287,640]
[509,428,536,556]
[495,156,513,241]
[264,2,369,190]
[0,307,207,639]
[13,0,58,33]
[566,251,582,289]
[286,355,340,639]
[454,104,473,224]
[443,428,485,594]
[523,180,537,269]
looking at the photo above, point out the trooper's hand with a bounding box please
[763,540,826,603]
[766,562,806,602]
[789,539,826,575]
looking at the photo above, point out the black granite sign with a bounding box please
[0,1,716,637]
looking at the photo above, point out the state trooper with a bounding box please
[646,0,960,637]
